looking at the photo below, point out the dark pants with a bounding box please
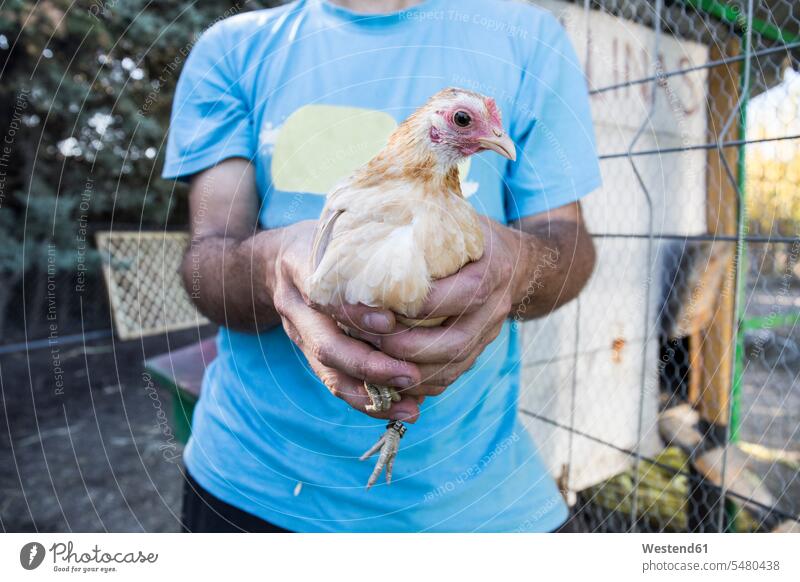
[181,471,292,533]
[181,470,576,533]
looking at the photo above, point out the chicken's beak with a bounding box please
[478,129,516,161]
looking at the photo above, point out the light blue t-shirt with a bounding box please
[163,0,600,532]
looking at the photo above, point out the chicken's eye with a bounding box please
[453,110,471,128]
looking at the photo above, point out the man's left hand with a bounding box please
[348,202,593,394]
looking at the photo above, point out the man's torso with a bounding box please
[182,0,569,532]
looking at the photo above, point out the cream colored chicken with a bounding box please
[308,87,516,488]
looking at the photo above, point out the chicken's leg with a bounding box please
[361,382,403,488]
[340,326,405,488]
[360,419,406,488]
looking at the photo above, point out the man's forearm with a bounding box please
[181,229,284,332]
[505,217,596,320]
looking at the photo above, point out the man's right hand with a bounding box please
[266,220,423,422]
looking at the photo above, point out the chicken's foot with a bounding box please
[364,382,400,412]
[360,420,406,488]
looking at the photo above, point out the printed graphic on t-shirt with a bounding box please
[266,104,476,196]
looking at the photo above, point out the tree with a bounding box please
[0,0,277,338]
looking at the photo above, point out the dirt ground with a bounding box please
[0,328,211,532]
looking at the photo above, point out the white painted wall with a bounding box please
[520,1,710,492]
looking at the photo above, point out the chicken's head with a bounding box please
[426,87,516,164]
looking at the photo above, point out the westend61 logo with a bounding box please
[19,541,158,574]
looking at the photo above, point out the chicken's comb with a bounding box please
[484,97,502,125]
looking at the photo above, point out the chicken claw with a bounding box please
[360,420,406,488]
[364,382,400,412]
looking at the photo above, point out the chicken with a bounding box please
[307,87,516,488]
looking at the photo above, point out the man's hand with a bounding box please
[183,159,423,422]
[268,220,424,422]
[347,217,514,392]
[349,203,595,393]
[183,159,593,412]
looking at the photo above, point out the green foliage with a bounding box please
[0,0,275,279]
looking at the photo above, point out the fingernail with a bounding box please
[363,313,391,333]
[389,376,414,388]
[397,410,416,422]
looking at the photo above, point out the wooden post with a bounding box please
[688,327,702,405]
[698,38,741,428]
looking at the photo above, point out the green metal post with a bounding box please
[729,25,749,444]
[681,0,799,44]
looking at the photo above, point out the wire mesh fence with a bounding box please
[0,265,111,352]
[520,0,799,532]
[0,226,206,352]
[2,0,798,534]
